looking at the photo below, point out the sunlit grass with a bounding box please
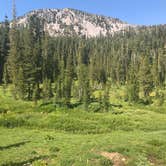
[0,86,166,165]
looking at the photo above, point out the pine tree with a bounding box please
[127,55,139,103]
[32,84,40,105]
[82,74,91,110]
[3,63,10,86]
[63,50,74,106]
[0,16,10,83]
[55,49,65,103]
[102,86,110,112]
[7,0,22,98]
[139,55,154,101]
[42,79,53,103]
[28,15,44,94]
[77,43,91,109]
[16,67,26,99]
[42,33,51,80]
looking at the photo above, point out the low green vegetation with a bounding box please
[0,86,166,165]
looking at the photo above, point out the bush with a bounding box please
[138,97,153,105]
[88,102,101,112]
[48,116,103,134]
[88,101,113,113]
[0,108,8,114]
[155,91,165,106]
[0,115,27,128]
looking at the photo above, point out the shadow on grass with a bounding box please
[0,141,30,151]
[2,154,56,166]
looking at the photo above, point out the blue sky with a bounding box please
[0,0,166,25]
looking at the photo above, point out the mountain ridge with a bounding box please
[16,8,135,37]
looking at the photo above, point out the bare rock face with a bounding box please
[16,8,134,38]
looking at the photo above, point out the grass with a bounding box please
[0,86,166,165]
[0,128,166,165]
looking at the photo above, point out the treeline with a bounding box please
[0,15,166,107]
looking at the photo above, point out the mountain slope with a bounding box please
[17,8,134,37]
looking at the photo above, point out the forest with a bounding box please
[0,15,166,108]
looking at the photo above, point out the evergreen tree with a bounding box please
[63,50,74,106]
[32,84,40,105]
[7,0,23,98]
[0,16,10,83]
[139,55,154,101]
[55,49,65,102]
[42,79,53,103]
[127,55,139,103]
[77,44,91,109]
[102,86,110,112]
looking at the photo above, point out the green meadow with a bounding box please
[0,86,166,166]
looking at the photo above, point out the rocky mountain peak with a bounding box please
[16,8,134,38]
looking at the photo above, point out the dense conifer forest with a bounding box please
[0,14,165,108]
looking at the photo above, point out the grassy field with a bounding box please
[0,86,166,166]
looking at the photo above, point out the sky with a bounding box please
[0,0,166,25]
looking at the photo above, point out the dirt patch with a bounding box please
[148,155,165,166]
[100,151,127,166]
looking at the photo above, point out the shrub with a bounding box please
[155,91,165,106]
[0,108,8,114]
[88,102,101,112]
[0,116,26,128]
